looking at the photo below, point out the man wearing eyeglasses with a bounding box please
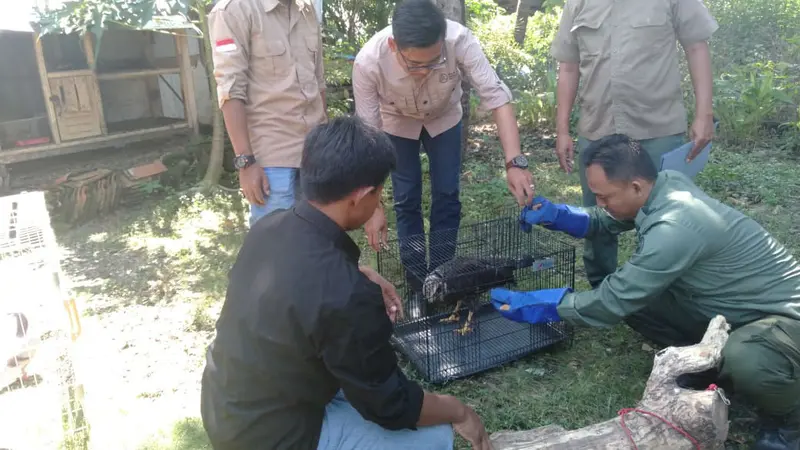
[353,0,534,286]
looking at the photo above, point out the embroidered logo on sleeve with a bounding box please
[215,38,238,53]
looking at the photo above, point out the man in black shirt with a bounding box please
[200,115,492,450]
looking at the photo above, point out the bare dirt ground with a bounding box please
[0,138,225,450]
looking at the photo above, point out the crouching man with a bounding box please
[201,115,492,450]
[491,134,800,450]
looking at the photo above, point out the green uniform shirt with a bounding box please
[557,170,800,329]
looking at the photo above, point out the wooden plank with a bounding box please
[175,34,200,136]
[83,32,108,135]
[32,33,61,145]
[95,68,181,81]
[47,69,95,79]
[0,123,191,164]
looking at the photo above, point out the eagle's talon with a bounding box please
[439,314,460,324]
[455,311,475,336]
[455,325,473,335]
[439,300,462,324]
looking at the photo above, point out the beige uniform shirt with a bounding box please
[209,0,326,168]
[551,0,718,141]
[353,20,512,140]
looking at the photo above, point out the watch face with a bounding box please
[234,155,253,169]
[513,155,528,168]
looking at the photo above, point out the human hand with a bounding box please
[506,167,535,207]
[239,164,269,206]
[490,287,569,325]
[555,133,575,174]
[364,206,388,252]
[453,404,493,450]
[687,114,715,162]
[359,266,404,322]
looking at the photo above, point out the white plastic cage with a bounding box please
[0,191,87,450]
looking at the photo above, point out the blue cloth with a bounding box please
[519,196,590,238]
[490,287,571,324]
[249,167,303,227]
[388,122,463,281]
[317,390,454,450]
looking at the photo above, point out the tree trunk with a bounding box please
[198,2,226,189]
[433,0,471,154]
[491,315,733,450]
[513,0,543,45]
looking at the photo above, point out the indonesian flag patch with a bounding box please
[215,38,238,53]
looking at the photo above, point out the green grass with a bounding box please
[51,124,799,449]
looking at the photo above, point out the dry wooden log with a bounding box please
[490,315,733,450]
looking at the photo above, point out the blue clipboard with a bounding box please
[659,119,719,179]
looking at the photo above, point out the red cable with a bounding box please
[617,384,718,450]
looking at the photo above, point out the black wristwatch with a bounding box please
[233,154,257,170]
[505,154,529,171]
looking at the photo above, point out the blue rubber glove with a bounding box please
[489,287,572,324]
[519,196,590,239]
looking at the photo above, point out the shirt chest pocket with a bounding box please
[629,10,674,47]
[251,38,291,78]
[570,18,604,58]
[380,86,416,115]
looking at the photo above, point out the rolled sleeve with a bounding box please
[672,0,719,48]
[550,4,580,63]
[352,57,383,130]
[319,283,423,430]
[208,7,251,108]
[557,221,706,327]
[456,28,513,112]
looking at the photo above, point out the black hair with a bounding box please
[582,134,658,183]
[391,0,447,50]
[300,115,397,204]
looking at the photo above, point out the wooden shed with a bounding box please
[0,1,206,172]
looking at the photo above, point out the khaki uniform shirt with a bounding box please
[557,170,800,329]
[353,20,513,140]
[551,0,718,141]
[209,0,326,168]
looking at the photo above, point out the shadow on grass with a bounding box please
[55,188,250,317]
[138,417,211,450]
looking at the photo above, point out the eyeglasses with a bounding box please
[399,44,447,72]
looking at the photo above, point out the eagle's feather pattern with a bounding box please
[422,255,536,335]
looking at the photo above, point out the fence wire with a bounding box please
[0,191,88,450]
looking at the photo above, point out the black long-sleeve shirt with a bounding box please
[200,200,424,450]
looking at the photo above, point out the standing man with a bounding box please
[353,0,535,285]
[551,0,718,288]
[209,0,327,226]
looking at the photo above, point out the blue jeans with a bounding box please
[317,391,454,450]
[248,167,302,227]
[388,123,462,289]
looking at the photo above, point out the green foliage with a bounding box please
[468,0,575,132]
[34,0,191,36]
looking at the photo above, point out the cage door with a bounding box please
[48,75,103,142]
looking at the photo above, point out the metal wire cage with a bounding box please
[0,191,88,450]
[376,206,576,384]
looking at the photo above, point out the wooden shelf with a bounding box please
[96,68,180,81]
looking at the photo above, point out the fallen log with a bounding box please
[490,315,732,450]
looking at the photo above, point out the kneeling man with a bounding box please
[201,115,491,450]
[492,134,800,450]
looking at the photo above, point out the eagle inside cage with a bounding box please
[422,255,537,335]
